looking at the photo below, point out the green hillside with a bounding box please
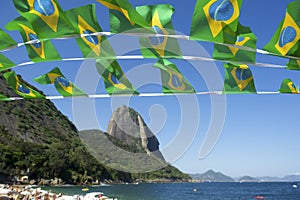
[80,130,191,182]
[0,72,129,184]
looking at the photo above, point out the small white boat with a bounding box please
[57,195,76,200]
[100,183,110,187]
[83,192,117,200]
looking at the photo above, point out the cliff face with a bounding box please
[107,105,165,161]
[0,73,77,144]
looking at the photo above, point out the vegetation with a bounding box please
[79,130,191,181]
[0,72,129,184]
[0,127,112,183]
[104,131,146,154]
[190,170,235,182]
[0,72,190,184]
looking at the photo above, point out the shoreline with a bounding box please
[2,179,299,189]
[2,181,299,200]
[0,177,192,187]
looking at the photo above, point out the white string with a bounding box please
[4,91,285,101]
[14,55,287,69]
[2,31,300,63]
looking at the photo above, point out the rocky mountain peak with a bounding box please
[107,105,165,161]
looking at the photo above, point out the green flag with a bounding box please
[190,0,242,42]
[213,23,257,63]
[6,16,61,62]
[264,1,300,56]
[223,63,256,94]
[97,0,150,33]
[96,59,139,95]
[286,58,300,70]
[12,0,77,40]
[137,4,182,58]
[34,67,86,97]
[0,29,17,51]
[0,54,16,72]
[279,78,300,94]
[154,59,195,94]
[286,45,300,70]
[0,94,11,101]
[3,71,44,99]
[65,4,115,58]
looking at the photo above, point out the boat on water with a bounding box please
[83,192,116,200]
[81,188,89,192]
[254,196,265,200]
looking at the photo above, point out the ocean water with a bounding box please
[44,182,300,200]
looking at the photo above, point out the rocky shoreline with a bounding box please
[0,184,115,200]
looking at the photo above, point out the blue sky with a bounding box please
[1,0,300,177]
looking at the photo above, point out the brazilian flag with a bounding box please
[3,71,44,99]
[6,16,61,63]
[96,59,139,95]
[65,4,115,58]
[154,59,195,94]
[137,4,182,58]
[0,54,16,72]
[286,58,300,70]
[279,78,300,94]
[0,29,17,51]
[12,0,77,40]
[0,94,9,101]
[264,1,300,56]
[286,46,300,70]
[223,63,256,94]
[34,67,86,97]
[213,23,257,63]
[97,0,150,33]
[190,0,242,42]
[0,94,11,101]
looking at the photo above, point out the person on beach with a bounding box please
[44,192,49,200]
[52,193,56,200]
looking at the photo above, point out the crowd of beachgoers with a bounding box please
[0,184,115,200]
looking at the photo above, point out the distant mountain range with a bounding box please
[190,170,234,182]
[257,175,300,182]
[238,176,259,182]
[190,170,300,182]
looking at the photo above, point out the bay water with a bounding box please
[44,182,300,200]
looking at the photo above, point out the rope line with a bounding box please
[14,55,286,69]
[4,91,283,101]
[1,31,299,64]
